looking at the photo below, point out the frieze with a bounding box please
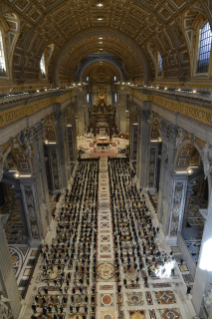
[0,90,74,129]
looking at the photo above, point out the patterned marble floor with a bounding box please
[21,159,197,319]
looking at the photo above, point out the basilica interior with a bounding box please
[1,1,212,319]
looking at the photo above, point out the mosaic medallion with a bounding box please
[100,245,111,253]
[159,308,182,319]
[100,311,115,319]
[100,235,110,242]
[100,293,114,306]
[97,262,115,281]
[155,290,176,305]
[129,310,147,319]
[127,292,143,306]
[124,264,137,279]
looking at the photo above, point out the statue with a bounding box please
[200,143,212,180]
[0,295,13,319]
[17,129,33,158]
[175,128,185,149]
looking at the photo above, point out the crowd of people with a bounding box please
[108,159,177,292]
[31,159,99,319]
[29,157,186,319]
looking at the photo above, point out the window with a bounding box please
[158,53,162,77]
[87,93,90,103]
[40,53,46,78]
[197,22,212,73]
[114,93,117,103]
[0,30,6,76]
[114,76,117,81]
[86,76,89,82]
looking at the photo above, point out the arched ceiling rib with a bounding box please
[81,61,121,83]
[0,0,207,84]
[58,32,146,85]
[79,58,124,82]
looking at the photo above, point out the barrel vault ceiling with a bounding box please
[0,0,210,85]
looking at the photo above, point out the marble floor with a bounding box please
[21,159,197,319]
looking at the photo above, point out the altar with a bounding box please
[88,87,118,139]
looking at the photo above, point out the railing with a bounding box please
[177,232,197,279]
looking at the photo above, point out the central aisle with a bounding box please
[96,158,119,318]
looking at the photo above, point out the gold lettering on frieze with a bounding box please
[151,95,212,126]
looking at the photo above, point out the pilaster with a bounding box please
[53,110,69,189]
[31,121,52,239]
[19,177,43,246]
[136,106,153,189]
[167,174,188,244]
[0,215,22,319]
[192,173,212,316]
[157,119,178,235]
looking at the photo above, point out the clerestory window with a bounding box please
[197,22,212,73]
[0,30,6,76]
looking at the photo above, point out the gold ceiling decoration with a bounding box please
[0,0,210,84]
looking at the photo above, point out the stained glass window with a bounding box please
[0,30,6,76]
[40,54,46,78]
[197,22,212,73]
[158,53,162,77]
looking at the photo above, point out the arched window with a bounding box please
[158,53,162,77]
[86,76,89,82]
[40,53,46,78]
[114,93,117,103]
[87,93,90,103]
[0,30,6,76]
[197,22,212,73]
[114,76,117,81]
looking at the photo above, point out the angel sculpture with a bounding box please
[201,143,212,180]
[0,295,13,319]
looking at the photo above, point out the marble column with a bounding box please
[182,184,194,229]
[167,174,188,242]
[14,186,28,237]
[130,123,138,163]
[47,144,61,193]
[147,142,159,194]
[192,177,212,316]
[0,215,22,319]
[136,108,142,184]
[53,111,69,189]
[19,177,42,246]
[31,122,52,238]
[136,107,153,189]
[157,120,178,235]
[118,91,128,134]
[76,92,86,135]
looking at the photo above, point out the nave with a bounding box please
[23,158,196,319]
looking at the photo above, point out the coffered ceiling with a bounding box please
[0,0,209,84]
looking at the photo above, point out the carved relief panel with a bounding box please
[169,179,187,237]
[23,185,40,240]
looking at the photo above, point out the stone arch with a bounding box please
[44,118,57,143]
[0,13,20,81]
[174,139,203,172]
[2,144,33,179]
[79,58,124,82]
[53,29,150,87]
